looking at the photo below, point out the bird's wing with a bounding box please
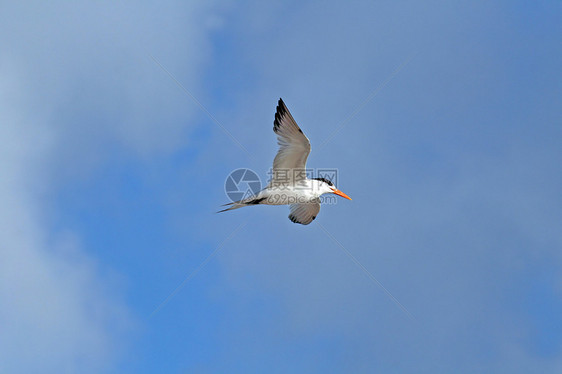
[288,199,320,225]
[270,98,311,185]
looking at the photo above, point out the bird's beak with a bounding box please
[332,188,352,200]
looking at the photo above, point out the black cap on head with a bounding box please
[312,177,334,187]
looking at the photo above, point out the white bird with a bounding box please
[219,98,351,225]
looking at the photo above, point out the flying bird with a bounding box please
[219,98,351,225]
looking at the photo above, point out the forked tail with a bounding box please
[217,196,266,213]
[216,201,246,213]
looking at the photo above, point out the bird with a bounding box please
[219,98,351,225]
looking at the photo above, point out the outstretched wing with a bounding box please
[288,199,321,225]
[270,98,311,186]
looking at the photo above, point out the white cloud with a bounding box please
[0,1,218,372]
[0,66,130,372]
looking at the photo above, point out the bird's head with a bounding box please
[312,178,352,200]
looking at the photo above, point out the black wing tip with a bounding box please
[288,214,302,224]
[274,98,288,132]
[288,214,314,225]
[277,99,288,112]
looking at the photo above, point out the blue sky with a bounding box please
[1,1,561,373]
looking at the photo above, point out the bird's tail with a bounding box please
[216,201,246,213]
[217,196,266,213]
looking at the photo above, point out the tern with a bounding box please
[219,98,351,225]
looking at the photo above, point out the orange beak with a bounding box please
[332,188,352,200]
